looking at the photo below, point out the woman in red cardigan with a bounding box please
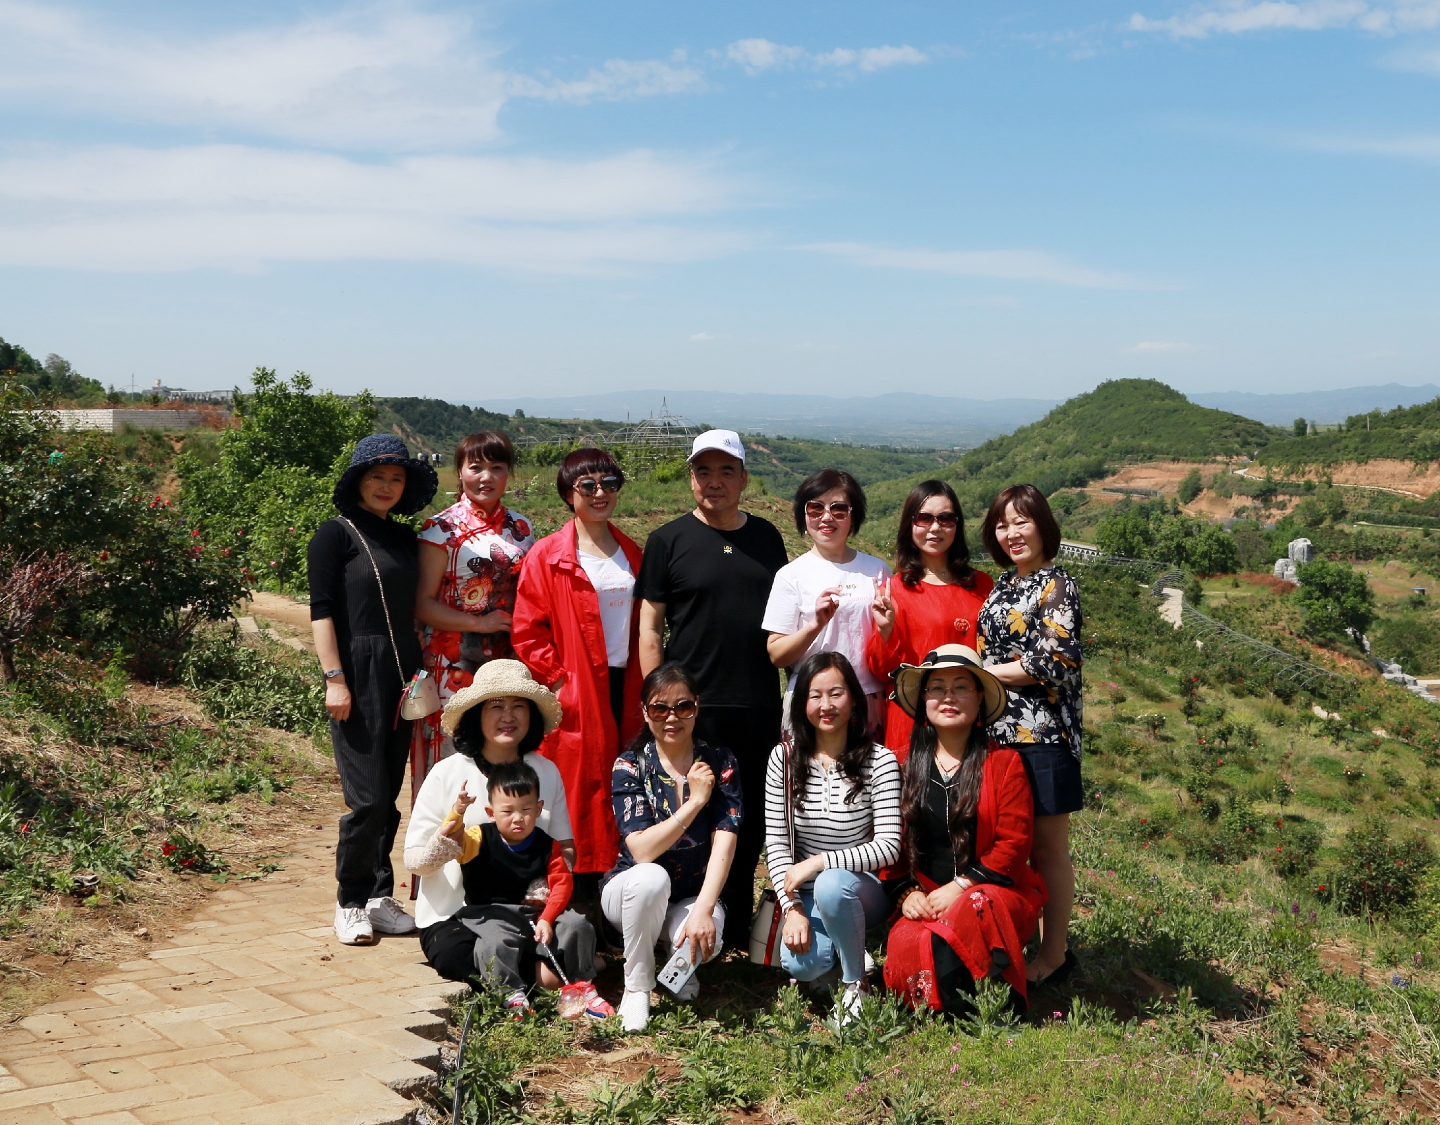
[881,645,1047,1016]
[867,480,993,762]
[512,449,644,897]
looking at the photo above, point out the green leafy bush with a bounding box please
[1265,818,1323,880]
[1294,560,1375,641]
[179,626,326,735]
[1326,817,1433,915]
[1178,468,1203,504]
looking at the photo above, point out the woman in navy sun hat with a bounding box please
[309,435,439,945]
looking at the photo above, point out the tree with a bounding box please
[1294,559,1375,641]
[1094,511,1153,557]
[1182,525,1240,575]
[0,550,88,682]
[1293,417,1307,437]
[1177,468,1203,505]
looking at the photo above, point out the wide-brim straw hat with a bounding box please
[892,644,1008,726]
[441,659,562,737]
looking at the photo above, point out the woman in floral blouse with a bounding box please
[976,483,1082,987]
[412,431,535,794]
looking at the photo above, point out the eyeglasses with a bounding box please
[574,476,622,496]
[644,699,698,719]
[923,680,979,699]
[804,501,852,520]
[913,511,958,529]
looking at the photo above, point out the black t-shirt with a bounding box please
[636,512,788,710]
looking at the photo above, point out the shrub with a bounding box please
[1178,468,1203,504]
[1265,818,1323,880]
[1327,817,1433,915]
[179,626,326,735]
[1294,560,1375,642]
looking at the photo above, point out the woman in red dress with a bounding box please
[867,480,993,762]
[881,645,1046,1016]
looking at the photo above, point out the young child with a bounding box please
[432,760,607,1017]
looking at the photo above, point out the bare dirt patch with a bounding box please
[1252,458,1440,499]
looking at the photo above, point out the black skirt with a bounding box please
[1014,743,1084,817]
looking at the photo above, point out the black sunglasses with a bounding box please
[644,699,698,719]
[913,511,958,529]
[574,476,623,496]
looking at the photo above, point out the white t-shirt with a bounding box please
[761,549,891,694]
[578,547,635,668]
[404,751,573,928]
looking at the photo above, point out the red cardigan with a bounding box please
[883,748,1047,1009]
[865,572,994,762]
[511,521,645,874]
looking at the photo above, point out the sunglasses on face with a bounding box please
[574,476,622,497]
[644,699,698,719]
[805,501,852,520]
[913,511,958,529]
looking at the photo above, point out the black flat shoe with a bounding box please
[1030,949,1077,989]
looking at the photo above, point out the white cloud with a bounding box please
[1127,341,1196,352]
[791,341,839,351]
[509,54,707,104]
[805,242,1144,289]
[689,331,717,342]
[724,37,927,75]
[0,145,750,273]
[1288,131,1440,160]
[1128,1,1440,39]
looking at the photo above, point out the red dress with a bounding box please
[511,522,645,875]
[883,748,1047,1010]
[865,573,994,762]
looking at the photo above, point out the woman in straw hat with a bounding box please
[308,434,437,946]
[404,661,593,986]
[881,645,1047,1016]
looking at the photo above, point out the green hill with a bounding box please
[866,378,1284,521]
[1257,395,1440,470]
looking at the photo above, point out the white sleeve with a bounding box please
[532,754,574,842]
[760,566,802,635]
[403,762,453,872]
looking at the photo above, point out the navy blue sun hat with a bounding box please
[332,434,439,516]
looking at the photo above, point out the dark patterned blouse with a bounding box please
[976,565,1084,760]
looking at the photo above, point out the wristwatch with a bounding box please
[323,669,345,681]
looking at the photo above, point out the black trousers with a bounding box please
[694,704,782,946]
[331,669,413,907]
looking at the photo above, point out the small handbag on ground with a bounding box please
[342,518,441,724]
[749,740,794,966]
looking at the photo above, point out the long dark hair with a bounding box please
[786,652,871,812]
[895,479,978,589]
[452,699,545,758]
[899,668,991,875]
[624,662,702,757]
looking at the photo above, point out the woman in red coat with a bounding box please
[512,449,644,897]
[867,480,993,762]
[881,645,1046,1016]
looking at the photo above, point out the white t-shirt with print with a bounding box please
[578,547,635,668]
[761,549,891,694]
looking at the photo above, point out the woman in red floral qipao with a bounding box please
[412,431,535,794]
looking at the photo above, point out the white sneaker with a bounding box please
[835,980,866,1027]
[366,896,417,934]
[618,989,650,1032]
[335,903,376,946]
[863,950,877,975]
[675,973,700,1003]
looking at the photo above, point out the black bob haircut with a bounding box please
[555,447,626,511]
[452,699,546,758]
[981,483,1062,568]
[485,759,541,801]
[792,468,867,535]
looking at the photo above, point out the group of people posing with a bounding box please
[307,426,1083,1031]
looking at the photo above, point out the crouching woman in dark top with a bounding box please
[881,645,1047,1016]
[308,435,437,946]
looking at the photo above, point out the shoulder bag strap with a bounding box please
[340,518,408,693]
[781,734,795,867]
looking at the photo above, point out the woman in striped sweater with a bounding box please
[764,651,902,1025]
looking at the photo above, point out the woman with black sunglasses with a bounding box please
[513,449,645,904]
[762,469,891,732]
[601,663,744,1031]
[866,480,994,760]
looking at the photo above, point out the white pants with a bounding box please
[600,863,727,993]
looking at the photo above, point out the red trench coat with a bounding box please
[512,521,644,874]
[883,748,1047,1009]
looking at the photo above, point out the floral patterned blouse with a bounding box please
[410,495,535,791]
[976,565,1084,760]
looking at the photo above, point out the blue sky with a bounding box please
[2,0,1439,402]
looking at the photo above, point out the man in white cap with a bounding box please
[636,429,788,947]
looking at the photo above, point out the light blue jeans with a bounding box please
[779,869,889,984]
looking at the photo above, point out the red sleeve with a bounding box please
[865,588,908,683]
[540,841,573,924]
[512,547,563,685]
[976,752,1034,883]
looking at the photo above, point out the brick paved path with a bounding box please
[0,783,462,1125]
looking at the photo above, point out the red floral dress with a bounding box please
[410,495,534,794]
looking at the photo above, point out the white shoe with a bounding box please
[367,896,417,935]
[675,973,700,1003]
[618,989,650,1032]
[835,980,866,1027]
[335,903,376,946]
[863,951,876,975]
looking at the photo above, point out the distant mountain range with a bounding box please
[472,383,1440,448]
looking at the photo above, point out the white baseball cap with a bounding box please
[687,429,746,464]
